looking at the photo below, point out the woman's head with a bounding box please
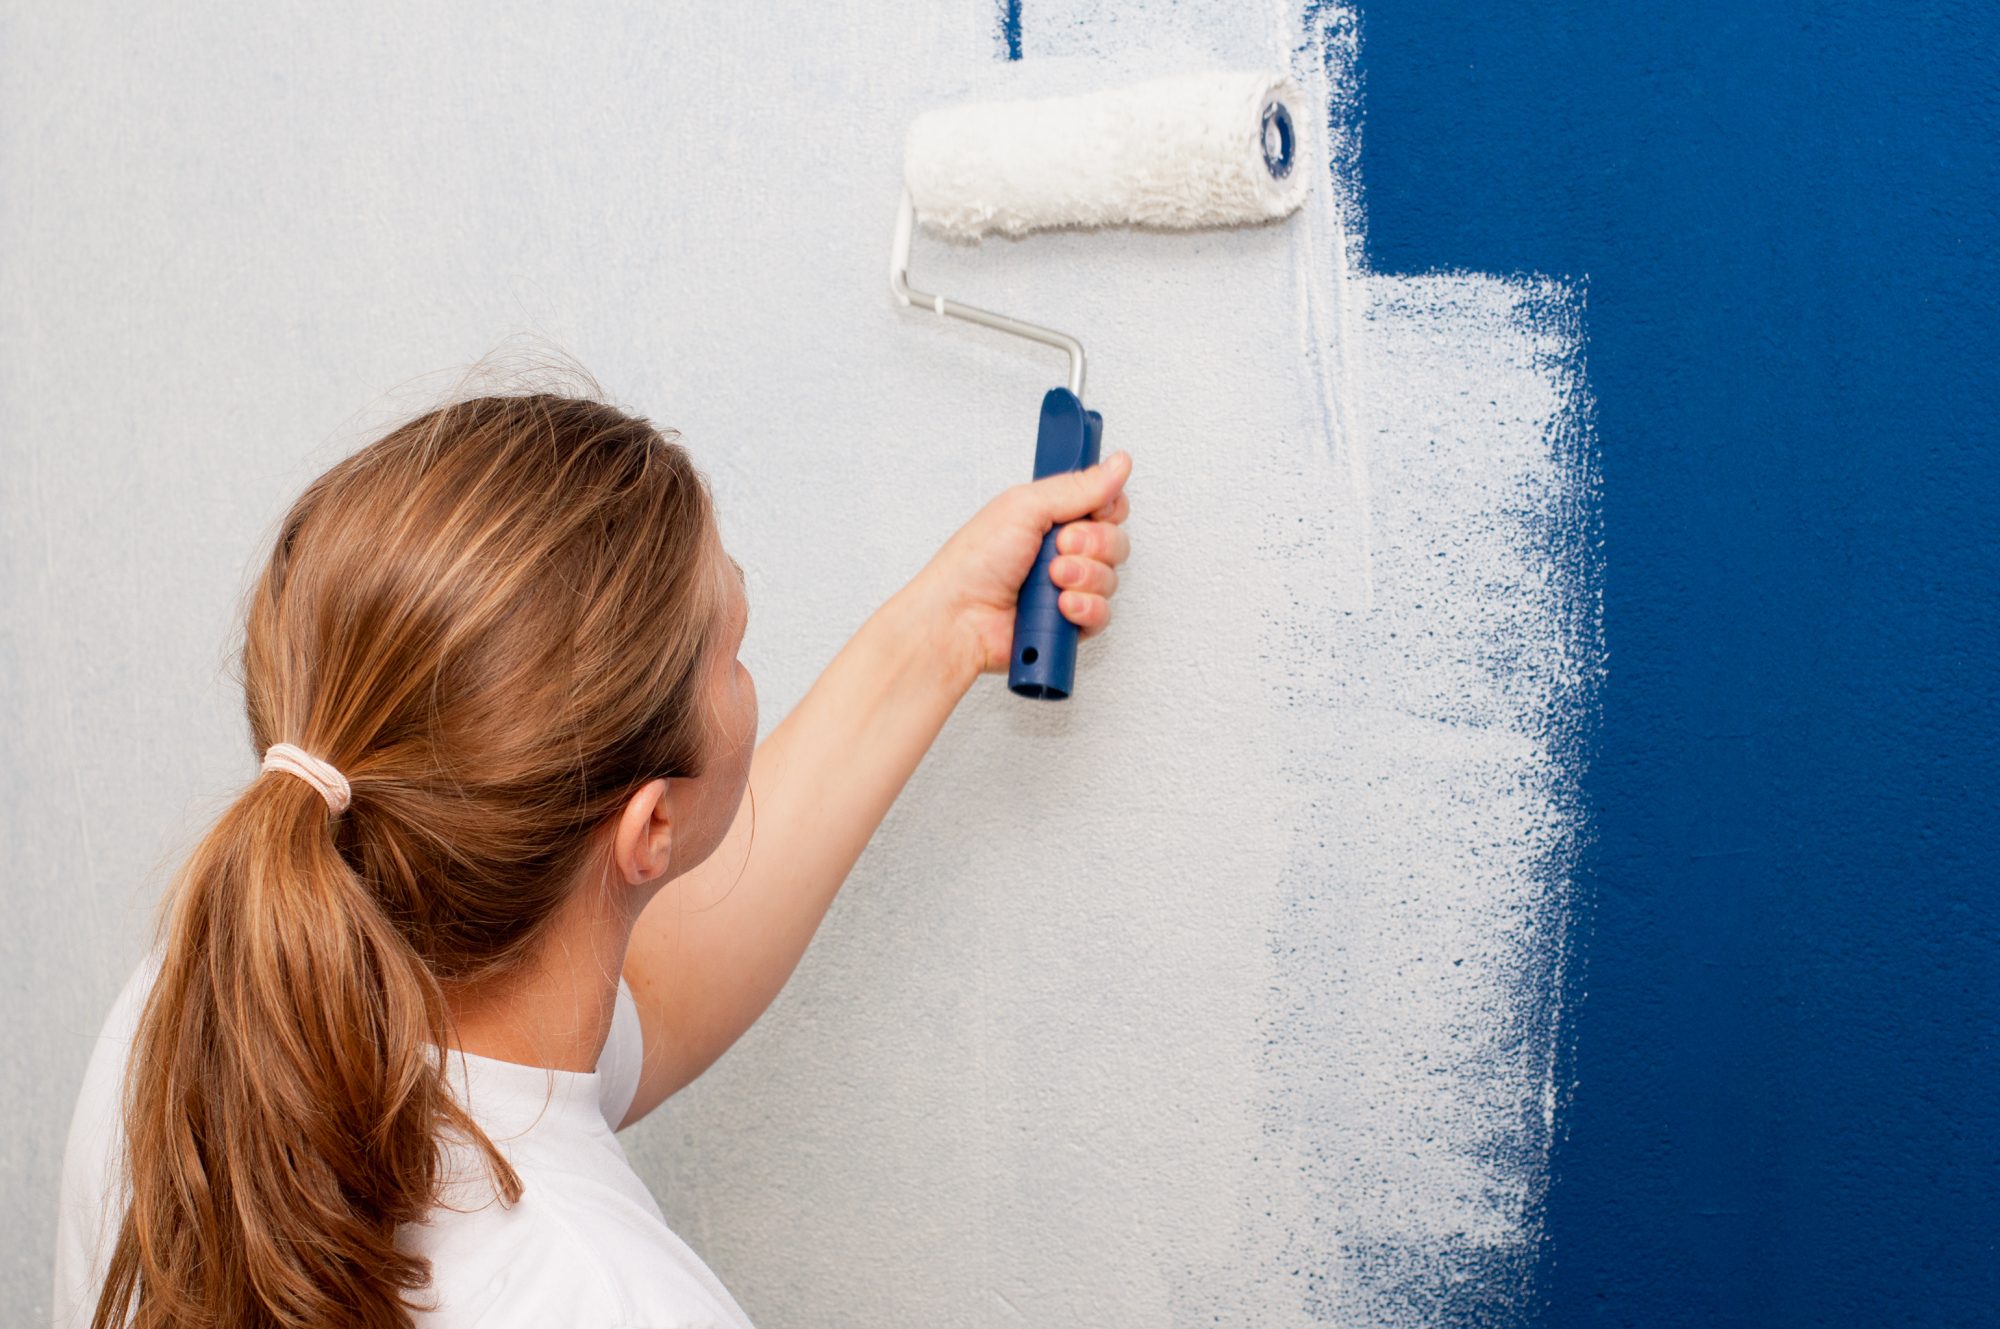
[96,390,754,1328]
[243,389,756,970]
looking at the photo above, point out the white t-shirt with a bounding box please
[52,948,758,1329]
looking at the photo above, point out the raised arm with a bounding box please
[619,576,972,1122]
[618,453,1132,1125]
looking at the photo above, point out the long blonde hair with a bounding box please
[94,388,732,1328]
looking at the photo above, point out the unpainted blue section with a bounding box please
[1354,4,1998,1325]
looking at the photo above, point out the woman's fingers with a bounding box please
[1055,518,1131,566]
[1059,590,1113,637]
[1049,554,1119,599]
[1090,491,1129,523]
[1050,475,1127,638]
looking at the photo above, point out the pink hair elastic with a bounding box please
[260,741,352,815]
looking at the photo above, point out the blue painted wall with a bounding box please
[1356,4,1998,1324]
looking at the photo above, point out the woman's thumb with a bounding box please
[1026,450,1131,522]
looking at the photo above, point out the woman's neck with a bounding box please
[442,871,638,1074]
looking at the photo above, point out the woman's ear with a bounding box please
[610,778,674,887]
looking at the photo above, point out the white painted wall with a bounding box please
[1,3,1598,1325]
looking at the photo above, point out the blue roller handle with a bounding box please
[1009,387,1104,700]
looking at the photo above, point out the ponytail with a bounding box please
[91,388,730,1326]
[93,767,515,1329]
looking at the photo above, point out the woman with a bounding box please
[53,389,1132,1327]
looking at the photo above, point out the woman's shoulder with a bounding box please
[53,948,167,1326]
[403,1151,752,1329]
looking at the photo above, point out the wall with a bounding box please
[2,4,1603,1327]
[1348,6,1999,1326]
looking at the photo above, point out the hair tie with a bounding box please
[261,742,352,815]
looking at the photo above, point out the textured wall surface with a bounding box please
[1348,5,2000,1326]
[2,4,1602,1327]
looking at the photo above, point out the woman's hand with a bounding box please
[914,451,1134,678]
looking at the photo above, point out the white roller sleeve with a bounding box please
[903,69,1308,241]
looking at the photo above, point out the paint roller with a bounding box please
[891,69,1309,700]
